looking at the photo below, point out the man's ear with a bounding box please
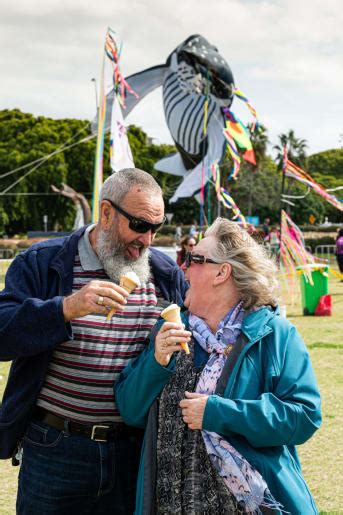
[213,263,232,286]
[99,201,112,229]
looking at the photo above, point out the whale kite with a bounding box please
[103,34,254,202]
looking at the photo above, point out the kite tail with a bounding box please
[233,86,259,131]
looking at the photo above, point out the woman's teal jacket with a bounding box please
[115,306,321,514]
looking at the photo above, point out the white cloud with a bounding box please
[0,0,342,154]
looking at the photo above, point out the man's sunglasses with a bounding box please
[185,252,221,268]
[104,199,166,234]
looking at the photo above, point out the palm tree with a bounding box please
[274,130,308,219]
[274,129,307,169]
[244,124,269,216]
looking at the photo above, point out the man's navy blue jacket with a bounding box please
[0,226,187,459]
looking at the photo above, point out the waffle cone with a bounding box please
[160,304,190,354]
[120,276,139,293]
[106,275,140,321]
[160,304,181,323]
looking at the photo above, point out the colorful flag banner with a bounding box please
[222,130,241,180]
[109,95,134,172]
[105,30,139,107]
[279,209,322,303]
[280,209,316,283]
[233,87,259,131]
[220,187,247,227]
[221,95,258,181]
[283,152,343,211]
[211,162,221,200]
[92,29,136,222]
[223,109,256,165]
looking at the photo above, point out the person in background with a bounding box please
[0,168,187,514]
[115,217,321,514]
[176,235,197,267]
[189,220,198,238]
[262,217,270,239]
[268,225,281,256]
[335,228,343,280]
[175,223,183,245]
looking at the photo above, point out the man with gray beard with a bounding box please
[0,168,188,514]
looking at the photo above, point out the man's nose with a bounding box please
[137,230,154,247]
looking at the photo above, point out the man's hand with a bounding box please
[179,391,209,430]
[63,280,129,321]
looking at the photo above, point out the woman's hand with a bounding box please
[180,391,209,430]
[155,322,191,367]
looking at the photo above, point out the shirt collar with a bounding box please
[77,224,103,271]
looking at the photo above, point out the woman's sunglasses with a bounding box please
[104,199,166,234]
[185,252,221,269]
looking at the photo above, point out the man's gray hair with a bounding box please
[205,218,279,308]
[100,168,163,204]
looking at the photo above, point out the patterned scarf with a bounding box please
[189,303,279,512]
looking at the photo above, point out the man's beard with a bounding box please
[96,225,151,284]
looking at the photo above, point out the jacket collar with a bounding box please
[183,305,279,344]
[50,225,89,294]
[241,305,279,343]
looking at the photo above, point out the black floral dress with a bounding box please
[155,344,246,514]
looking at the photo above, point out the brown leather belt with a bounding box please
[34,408,144,442]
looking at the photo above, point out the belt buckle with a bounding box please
[91,425,110,442]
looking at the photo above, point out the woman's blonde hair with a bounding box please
[205,218,279,308]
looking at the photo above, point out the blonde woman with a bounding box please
[116,218,321,514]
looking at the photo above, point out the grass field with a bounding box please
[0,259,342,514]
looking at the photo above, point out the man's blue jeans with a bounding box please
[16,419,143,514]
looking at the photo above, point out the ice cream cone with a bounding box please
[160,304,190,354]
[120,276,139,294]
[106,272,140,321]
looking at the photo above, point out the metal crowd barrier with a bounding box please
[0,249,14,259]
[314,244,336,260]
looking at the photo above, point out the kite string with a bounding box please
[92,36,107,223]
[0,123,91,180]
[0,134,94,195]
[198,71,211,235]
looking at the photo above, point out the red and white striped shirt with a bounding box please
[37,243,164,423]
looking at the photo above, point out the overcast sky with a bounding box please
[1,0,342,156]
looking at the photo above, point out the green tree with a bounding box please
[0,109,340,233]
[307,148,343,182]
[245,124,269,216]
[248,124,269,169]
[306,148,343,223]
[0,110,95,234]
[274,129,308,168]
[230,156,281,223]
[273,130,308,219]
[0,112,178,234]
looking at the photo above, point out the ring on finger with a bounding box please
[97,295,104,306]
